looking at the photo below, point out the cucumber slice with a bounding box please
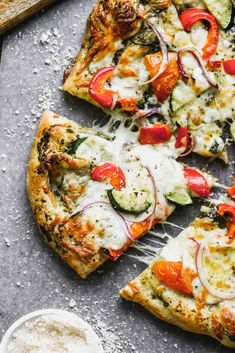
[166,187,192,205]
[203,0,232,28]
[230,121,235,143]
[107,189,151,215]
[170,81,196,112]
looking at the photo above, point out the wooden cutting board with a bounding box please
[0,0,55,35]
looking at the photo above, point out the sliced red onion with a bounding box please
[71,201,134,241]
[178,47,218,89]
[120,166,157,225]
[125,21,169,88]
[196,243,235,300]
[143,22,169,82]
[178,135,196,157]
[136,107,162,118]
[70,200,108,217]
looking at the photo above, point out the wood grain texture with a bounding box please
[0,0,55,34]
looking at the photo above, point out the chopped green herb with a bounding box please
[67,137,87,155]
[209,141,220,154]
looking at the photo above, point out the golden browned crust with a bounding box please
[120,245,235,348]
[63,0,141,107]
[27,111,109,278]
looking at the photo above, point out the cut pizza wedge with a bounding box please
[120,204,235,348]
[63,0,235,161]
[27,111,216,278]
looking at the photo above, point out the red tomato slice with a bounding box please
[138,123,172,145]
[184,167,211,198]
[91,163,126,190]
[223,60,235,75]
[144,52,180,102]
[179,8,219,61]
[152,261,196,294]
[89,67,118,109]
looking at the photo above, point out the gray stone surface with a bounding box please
[0,1,234,352]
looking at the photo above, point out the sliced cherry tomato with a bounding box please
[184,167,211,198]
[179,8,219,61]
[227,177,235,201]
[91,163,126,190]
[223,60,235,75]
[175,127,190,152]
[144,52,180,102]
[89,67,118,109]
[152,261,196,294]
[138,123,172,145]
[217,204,235,241]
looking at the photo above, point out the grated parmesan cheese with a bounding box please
[6,314,102,353]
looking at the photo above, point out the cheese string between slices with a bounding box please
[196,242,235,300]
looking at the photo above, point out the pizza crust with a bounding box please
[27,111,109,278]
[120,265,235,348]
[63,0,235,162]
[120,219,235,348]
[63,0,141,108]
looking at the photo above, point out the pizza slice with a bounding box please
[63,0,235,161]
[120,202,235,348]
[27,111,215,278]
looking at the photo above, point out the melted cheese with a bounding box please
[88,40,123,74]
[72,123,187,250]
[203,246,235,294]
[158,222,234,305]
[110,56,149,100]
[190,25,208,50]
[160,226,197,269]
[81,204,129,250]
[75,135,119,165]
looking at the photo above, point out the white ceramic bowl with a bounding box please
[0,309,104,353]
